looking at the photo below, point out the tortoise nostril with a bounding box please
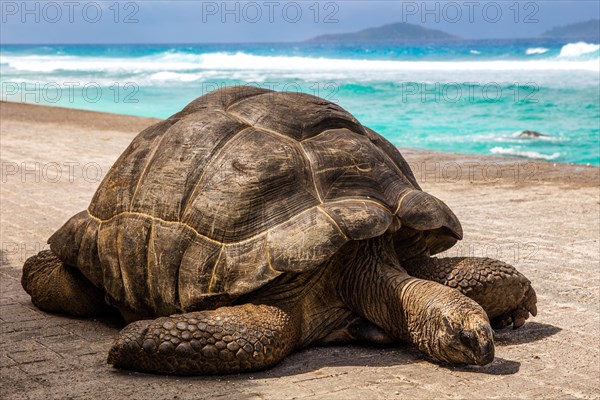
[459,328,495,365]
[460,329,476,348]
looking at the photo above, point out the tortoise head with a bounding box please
[418,294,495,365]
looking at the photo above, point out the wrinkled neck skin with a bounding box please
[334,235,417,342]
[249,234,416,347]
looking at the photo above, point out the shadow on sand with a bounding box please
[268,344,524,377]
[110,342,523,380]
[110,328,545,381]
[109,320,562,380]
[494,322,561,346]
[101,313,560,380]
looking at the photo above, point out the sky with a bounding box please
[1,0,599,44]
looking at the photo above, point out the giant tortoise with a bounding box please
[22,86,537,375]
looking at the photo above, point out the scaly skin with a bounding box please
[21,250,109,316]
[403,256,537,329]
[107,304,299,375]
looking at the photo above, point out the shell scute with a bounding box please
[320,200,395,241]
[177,235,222,311]
[129,111,247,221]
[227,91,366,141]
[76,217,102,286]
[90,119,177,220]
[396,190,462,240]
[149,222,197,315]
[178,85,271,116]
[96,214,152,313]
[207,235,274,299]
[48,210,89,266]
[302,128,415,204]
[266,207,348,273]
[181,127,319,243]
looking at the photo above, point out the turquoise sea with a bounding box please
[1,40,599,165]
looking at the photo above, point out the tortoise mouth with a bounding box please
[474,338,495,365]
[440,324,495,366]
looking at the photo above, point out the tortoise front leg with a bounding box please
[403,257,537,329]
[107,304,300,375]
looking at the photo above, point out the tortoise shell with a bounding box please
[49,86,462,317]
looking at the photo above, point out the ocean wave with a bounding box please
[490,146,561,161]
[149,71,202,82]
[2,51,599,75]
[0,54,201,73]
[525,47,549,55]
[470,50,481,55]
[559,42,600,58]
[172,51,600,74]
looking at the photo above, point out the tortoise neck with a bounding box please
[335,235,416,341]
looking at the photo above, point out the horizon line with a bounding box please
[3,37,600,47]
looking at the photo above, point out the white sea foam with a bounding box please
[470,50,481,54]
[526,47,549,55]
[2,51,599,75]
[149,71,201,82]
[490,146,561,161]
[0,54,201,73]
[559,42,600,57]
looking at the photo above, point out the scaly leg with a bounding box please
[403,257,537,329]
[21,250,109,316]
[107,303,300,375]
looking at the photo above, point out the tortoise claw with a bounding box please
[491,286,537,330]
[523,286,538,317]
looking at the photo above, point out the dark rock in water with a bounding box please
[519,130,548,138]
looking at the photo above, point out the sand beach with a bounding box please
[1,102,598,399]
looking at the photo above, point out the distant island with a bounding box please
[541,19,599,40]
[306,20,600,43]
[306,22,458,43]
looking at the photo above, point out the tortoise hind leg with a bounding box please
[21,249,109,316]
[108,303,300,375]
[403,256,537,329]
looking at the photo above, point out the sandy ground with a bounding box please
[1,101,599,399]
